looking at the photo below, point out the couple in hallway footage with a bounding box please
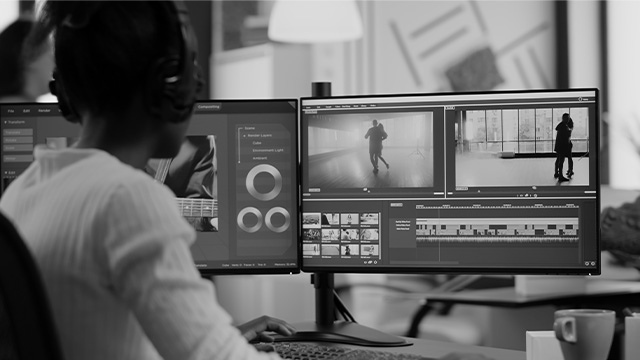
[554,113,574,182]
[365,119,390,173]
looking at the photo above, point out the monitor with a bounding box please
[299,88,600,275]
[289,88,600,346]
[0,99,299,275]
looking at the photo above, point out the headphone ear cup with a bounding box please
[146,57,189,124]
[161,59,186,123]
[145,60,167,121]
[50,71,80,124]
[145,1,200,124]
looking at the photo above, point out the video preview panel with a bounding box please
[0,100,299,275]
[447,96,598,198]
[301,98,446,198]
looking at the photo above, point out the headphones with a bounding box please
[49,69,77,122]
[49,0,203,124]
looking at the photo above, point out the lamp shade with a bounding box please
[268,0,363,43]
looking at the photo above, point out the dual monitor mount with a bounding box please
[273,82,409,347]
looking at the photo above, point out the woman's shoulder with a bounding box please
[76,152,175,205]
[108,166,173,201]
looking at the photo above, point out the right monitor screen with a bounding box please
[300,89,600,275]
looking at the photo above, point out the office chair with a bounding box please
[0,211,65,360]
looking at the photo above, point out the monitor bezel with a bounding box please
[298,88,601,276]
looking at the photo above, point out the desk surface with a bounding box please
[600,251,640,281]
[419,279,640,308]
[338,336,526,360]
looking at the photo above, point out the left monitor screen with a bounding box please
[0,100,300,275]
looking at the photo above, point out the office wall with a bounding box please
[212,42,312,99]
[212,45,275,98]
[211,1,566,97]
[185,1,212,100]
[608,1,640,189]
[313,1,558,96]
[314,0,601,95]
[567,1,602,89]
[0,2,19,32]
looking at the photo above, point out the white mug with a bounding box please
[554,309,615,360]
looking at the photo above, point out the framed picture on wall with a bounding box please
[362,0,564,94]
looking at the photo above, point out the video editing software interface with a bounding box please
[0,100,299,274]
[300,89,600,274]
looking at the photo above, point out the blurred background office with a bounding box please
[0,2,53,103]
[5,0,632,184]
[2,0,639,353]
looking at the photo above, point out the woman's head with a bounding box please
[562,113,574,128]
[0,18,54,101]
[36,1,200,118]
[33,1,202,157]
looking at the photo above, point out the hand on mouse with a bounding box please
[237,315,296,343]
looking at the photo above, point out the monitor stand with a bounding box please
[279,82,408,347]
[273,273,411,347]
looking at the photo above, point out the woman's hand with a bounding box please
[237,315,297,343]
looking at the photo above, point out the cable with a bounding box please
[333,290,357,323]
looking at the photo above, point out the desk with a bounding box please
[600,251,640,281]
[412,279,640,359]
[312,337,526,360]
[420,279,640,309]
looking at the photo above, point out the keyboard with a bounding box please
[266,342,436,360]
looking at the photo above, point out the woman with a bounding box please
[377,123,390,170]
[554,113,573,181]
[0,2,294,359]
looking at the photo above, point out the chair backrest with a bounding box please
[0,211,65,360]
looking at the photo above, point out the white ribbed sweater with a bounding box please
[0,146,281,360]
